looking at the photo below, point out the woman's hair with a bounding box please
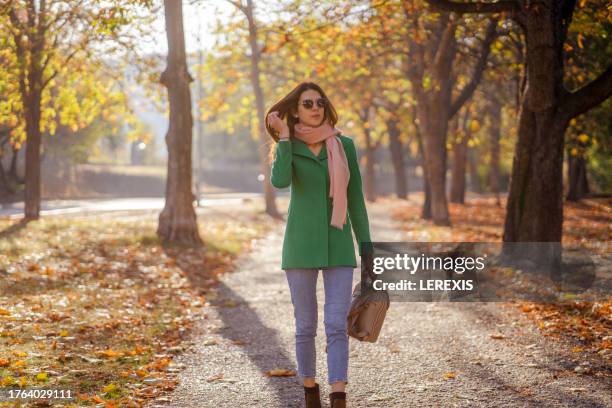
[265,82,338,142]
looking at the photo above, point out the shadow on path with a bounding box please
[208,279,301,405]
[445,302,611,407]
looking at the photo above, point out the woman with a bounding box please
[265,82,372,408]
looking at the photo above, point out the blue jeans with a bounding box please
[284,266,354,385]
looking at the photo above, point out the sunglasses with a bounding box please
[299,98,327,110]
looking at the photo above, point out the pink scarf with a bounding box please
[294,120,350,230]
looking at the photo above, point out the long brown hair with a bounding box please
[265,82,339,143]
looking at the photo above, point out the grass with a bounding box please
[0,209,272,407]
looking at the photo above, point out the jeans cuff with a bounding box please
[328,377,348,384]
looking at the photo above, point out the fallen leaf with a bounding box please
[102,383,117,393]
[444,372,457,379]
[206,373,224,382]
[265,369,296,377]
[97,349,123,358]
[1,376,15,386]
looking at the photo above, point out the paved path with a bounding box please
[150,201,611,407]
[0,193,285,219]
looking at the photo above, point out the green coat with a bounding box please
[270,134,371,270]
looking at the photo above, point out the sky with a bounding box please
[143,1,235,55]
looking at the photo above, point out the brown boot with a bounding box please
[304,383,322,408]
[329,391,346,408]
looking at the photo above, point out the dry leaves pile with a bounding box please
[390,194,611,369]
[0,211,270,407]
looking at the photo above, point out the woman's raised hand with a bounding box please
[267,111,289,137]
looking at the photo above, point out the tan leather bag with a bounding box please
[346,281,390,342]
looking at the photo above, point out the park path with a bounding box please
[149,200,611,408]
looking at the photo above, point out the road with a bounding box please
[0,193,284,219]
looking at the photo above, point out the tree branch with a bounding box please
[560,66,612,122]
[427,0,519,14]
[225,0,247,14]
[450,18,497,117]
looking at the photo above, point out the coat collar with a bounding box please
[292,138,327,161]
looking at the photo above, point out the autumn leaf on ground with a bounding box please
[13,360,26,368]
[97,349,123,358]
[136,369,148,378]
[102,383,117,393]
[1,376,15,386]
[265,369,296,377]
[444,372,457,379]
[0,210,270,405]
[206,373,224,382]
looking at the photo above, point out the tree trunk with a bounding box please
[467,147,482,194]
[421,22,454,225]
[502,3,566,268]
[501,0,612,261]
[386,117,408,199]
[449,116,467,204]
[401,6,497,223]
[422,124,451,224]
[414,116,431,219]
[23,86,42,219]
[487,96,502,206]
[363,127,377,202]
[245,0,280,218]
[502,109,565,270]
[9,146,21,184]
[502,2,569,272]
[157,0,202,245]
[566,153,589,201]
[0,156,8,194]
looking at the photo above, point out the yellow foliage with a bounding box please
[470,120,481,133]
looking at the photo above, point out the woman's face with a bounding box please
[296,89,326,127]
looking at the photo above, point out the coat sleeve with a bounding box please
[270,140,292,188]
[345,138,373,256]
